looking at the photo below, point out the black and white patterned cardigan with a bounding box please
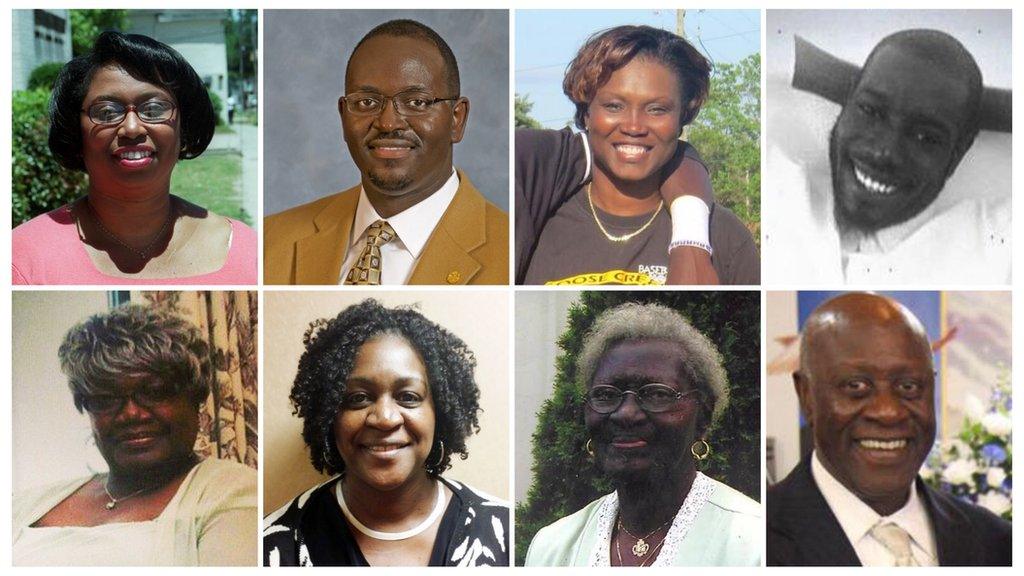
[263,476,509,566]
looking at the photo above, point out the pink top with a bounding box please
[12,207,257,285]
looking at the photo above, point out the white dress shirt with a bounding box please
[339,169,459,285]
[811,450,937,567]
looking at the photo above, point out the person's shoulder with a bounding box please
[264,188,359,238]
[187,459,257,505]
[928,482,1010,535]
[515,126,576,150]
[705,475,762,518]
[525,493,609,566]
[441,477,509,510]
[13,475,92,527]
[13,206,76,244]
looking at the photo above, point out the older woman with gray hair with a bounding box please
[13,304,256,566]
[525,302,761,566]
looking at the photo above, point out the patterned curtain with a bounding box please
[136,291,258,469]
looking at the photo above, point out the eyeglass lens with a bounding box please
[344,91,445,116]
[82,383,178,414]
[87,100,175,125]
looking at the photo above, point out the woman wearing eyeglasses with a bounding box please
[525,302,761,566]
[12,31,256,285]
[12,305,257,566]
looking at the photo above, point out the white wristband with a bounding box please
[669,196,712,255]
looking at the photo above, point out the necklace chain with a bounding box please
[335,480,446,541]
[617,515,673,559]
[615,525,668,567]
[586,184,664,243]
[84,200,175,260]
[102,480,159,511]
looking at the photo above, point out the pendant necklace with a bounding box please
[587,184,663,243]
[102,480,159,510]
[617,515,673,557]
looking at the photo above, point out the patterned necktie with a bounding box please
[870,522,919,567]
[344,220,396,285]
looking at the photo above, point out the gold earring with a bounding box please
[585,438,595,457]
[691,438,711,468]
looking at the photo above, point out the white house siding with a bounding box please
[12,9,72,90]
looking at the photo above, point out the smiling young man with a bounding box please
[764,27,1010,284]
[264,19,508,285]
[767,293,1010,566]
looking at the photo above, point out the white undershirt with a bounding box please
[339,169,459,285]
[811,450,937,566]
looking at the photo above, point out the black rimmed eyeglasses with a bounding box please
[585,384,701,414]
[341,90,459,117]
[79,384,179,415]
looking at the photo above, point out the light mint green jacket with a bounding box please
[525,474,762,566]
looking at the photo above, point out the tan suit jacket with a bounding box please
[264,170,508,285]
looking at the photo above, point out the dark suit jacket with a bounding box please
[264,170,508,285]
[767,455,1011,566]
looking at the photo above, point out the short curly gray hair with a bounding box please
[577,302,729,429]
[58,304,213,412]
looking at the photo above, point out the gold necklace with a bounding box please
[83,199,176,260]
[615,525,668,566]
[586,184,663,243]
[617,516,674,558]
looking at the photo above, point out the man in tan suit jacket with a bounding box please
[264,19,508,285]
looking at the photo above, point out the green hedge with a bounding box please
[207,88,224,126]
[12,89,87,226]
[515,291,761,565]
[27,62,64,91]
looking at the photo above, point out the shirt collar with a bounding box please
[810,450,929,547]
[351,169,460,258]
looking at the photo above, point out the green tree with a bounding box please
[688,54,761,242]
[515,291,760,565]
[225,10,258,93]
[71,10,128,56]
[516,93,543,129]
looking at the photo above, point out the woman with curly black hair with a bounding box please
[264,299,509,566]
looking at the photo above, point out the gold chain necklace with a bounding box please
[617,516,673,558]
[586,184,663,243]
[84,200,176,260]
[615,524,669,566]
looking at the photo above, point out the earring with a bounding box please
[426,440,445,473]
[585,438,595,457]
[691,438,711,470]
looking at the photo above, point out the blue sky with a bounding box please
[516,9,760,128]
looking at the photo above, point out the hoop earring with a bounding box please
[691,438,711,470]
[585,438,595,457]
[426,440,445,473]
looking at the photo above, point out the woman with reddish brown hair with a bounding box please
[516,25,758,286]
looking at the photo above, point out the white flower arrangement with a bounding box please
[925,369,1012,520]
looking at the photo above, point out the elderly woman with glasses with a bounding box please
[12,305,257,566]
[12,31,256,285]
[525,302,761,566]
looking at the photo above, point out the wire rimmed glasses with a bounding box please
[341,90,459,117]
[585,384,701,414]
[82,99,177,126]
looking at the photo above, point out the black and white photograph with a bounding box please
[763,10,1011,285]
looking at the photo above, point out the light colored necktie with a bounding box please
[870,522,919,567]
[344,220,395,285]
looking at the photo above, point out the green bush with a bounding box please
[515,291,761,565]
[12,89,87,226]
[27,62,64,91]
[207,88,224,126]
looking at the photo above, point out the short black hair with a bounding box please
[49,31,216,172]
[857,29,983,163]
[348,19,461,96]
[290,299,481,476]
[58,304,212,412]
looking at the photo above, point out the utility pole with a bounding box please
[677,9,689,142]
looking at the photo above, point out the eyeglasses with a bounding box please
[341,90,459,117]
[585,384,701,414]
[82,99,177,126]
[80,384,179,415]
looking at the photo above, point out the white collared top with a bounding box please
[811,450,937,566]
[339,169,459,285]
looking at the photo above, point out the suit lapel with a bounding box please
[920,479,975,566]
[775,456,862,566]
[294,185,360,284]
[408,170,484,285]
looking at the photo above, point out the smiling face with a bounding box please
[341,35,468,200]
[796,296,936,514]
[80,65,180,194]
[584,339,701,484]
[829,44,973,232]
[333,334,435,492]
[89,374,199,478]
[585,58,682,189]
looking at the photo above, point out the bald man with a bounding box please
[767,293,1010,566]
